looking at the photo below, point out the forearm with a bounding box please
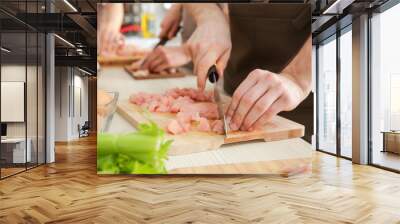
[281,36,312,99]
[99,3,124,31]
[173,3,182,11]
[184,3,227,26]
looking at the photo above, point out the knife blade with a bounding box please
[207,65,229,137]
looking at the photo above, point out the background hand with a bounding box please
[98,28,125,56]
[98,3,124,56]
[159,3,183,39]
[141,46,191,72]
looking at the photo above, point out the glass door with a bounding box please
[1,31,28,178]
[370,2,400,171]
[317,35,337,154]
[0,0,47,179]
[339,26,352,158]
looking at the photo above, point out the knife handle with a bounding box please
[155,26,182,49]
[207,65,219,83]
[154,37,168,49]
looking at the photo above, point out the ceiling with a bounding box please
[0,0,97,73]
[0,0,395,73]
[311,0,391,43]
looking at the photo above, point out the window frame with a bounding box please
[315,23,353,161]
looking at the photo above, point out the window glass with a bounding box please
[0,3,28,177]
[317,36,337,154]
[340,28,352,158]
[371,3,400,171]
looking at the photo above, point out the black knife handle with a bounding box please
[208,65,218,83]
[154,37,168,49]
[155,26,182,49]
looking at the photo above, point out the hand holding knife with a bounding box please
[140,26,182,68]
[207,65,229,137]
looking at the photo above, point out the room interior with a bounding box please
[0,0,97,179]
[0,0,400,223]
[0,29,46,177]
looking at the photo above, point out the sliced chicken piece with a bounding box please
[129,92,147,105]
[211,120,224,135]
[165,88,181,99]
[181,102,219,120]
[167,120,184,135]
[170,96,194,113]
[176,112,193,123]
[155,104,170,113]
[175,112,192,132]
[147,101,159,112]
[197,117,211,132]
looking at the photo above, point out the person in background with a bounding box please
[141,3,192,73]
[159,3,183,40]
[98,3,125,56]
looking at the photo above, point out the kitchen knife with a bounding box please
[208,65,229,137]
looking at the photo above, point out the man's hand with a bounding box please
[159,3,183,39]
[98,28,124,56]
[226,36,312,131]
[183,4,231,90]
[98,3,124,55]
[141,46,191,72]
[225,69,308,131]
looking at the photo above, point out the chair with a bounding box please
[78,121,90,138]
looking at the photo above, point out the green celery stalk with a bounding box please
[97,122,172,174]
[98,133,161,155]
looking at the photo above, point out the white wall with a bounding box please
[54,67,89,141]
[73,74,89,137]
[1,65,37,138]
[55,66,70,141]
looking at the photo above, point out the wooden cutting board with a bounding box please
[124,67,186,80]
[97,55,144,66]
[117,100,304,156]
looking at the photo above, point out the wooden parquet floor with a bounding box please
[1,136,400,224]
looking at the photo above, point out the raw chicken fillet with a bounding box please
[126,60,178,78]
[129,88,224,135]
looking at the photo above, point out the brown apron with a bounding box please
[224,3,313,142]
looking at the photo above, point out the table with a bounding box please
[382,131,400,154]
[1,138,31,164]
[97,67,313,175]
